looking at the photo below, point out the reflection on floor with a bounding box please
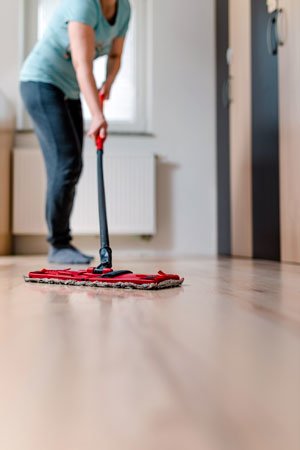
[0,256,299,450]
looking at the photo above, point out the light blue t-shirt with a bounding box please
[20,0,131,99]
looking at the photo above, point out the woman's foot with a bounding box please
[48,245,94,265]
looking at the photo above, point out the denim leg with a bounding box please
[20,81,84,246]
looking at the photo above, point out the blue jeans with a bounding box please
[20,81,83,246]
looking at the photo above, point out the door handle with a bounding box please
[267,13,278,55]
[222,77,232,108]
[267,8,286,56]
[275,8,286,47]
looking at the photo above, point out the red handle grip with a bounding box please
[96,91,106,150]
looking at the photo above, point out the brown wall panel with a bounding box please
[279,0,300,262]
[229,0,253,257]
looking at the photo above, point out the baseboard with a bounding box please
[12,235,213,260]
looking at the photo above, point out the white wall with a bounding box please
[1,0,217,258]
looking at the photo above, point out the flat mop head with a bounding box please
[24,268,184,290]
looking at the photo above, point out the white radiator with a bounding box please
[13,148,156,236]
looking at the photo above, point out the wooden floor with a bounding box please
[0,256,299,450]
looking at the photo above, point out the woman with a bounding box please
[20,0,131,264]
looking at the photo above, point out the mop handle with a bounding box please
[95,89,112,270]
[96,91,106,151]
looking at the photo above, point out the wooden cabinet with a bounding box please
[278,0,300,262]
[217,0,300,263]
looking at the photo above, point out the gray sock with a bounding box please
[48,245,94,265]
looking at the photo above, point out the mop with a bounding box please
[25,93,183,290]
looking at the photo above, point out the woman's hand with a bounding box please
[88,112,108,143]
[100,81,112,100]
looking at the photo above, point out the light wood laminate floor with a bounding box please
[0,256,299,450]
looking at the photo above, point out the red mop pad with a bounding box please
[24,268,184,290]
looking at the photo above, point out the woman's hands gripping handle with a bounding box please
[88,90,107,150]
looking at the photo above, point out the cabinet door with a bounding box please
[278,0,300,262]
[229,0,253,257]
[251,2,280,260]
[216,0,231,256]
[0,132,12,254]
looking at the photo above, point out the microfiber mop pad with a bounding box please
[25,268,184,290]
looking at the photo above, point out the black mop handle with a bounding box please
[94,93,112,272]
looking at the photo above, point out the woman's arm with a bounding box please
[68,21,107,141]
[102,37,126,99]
